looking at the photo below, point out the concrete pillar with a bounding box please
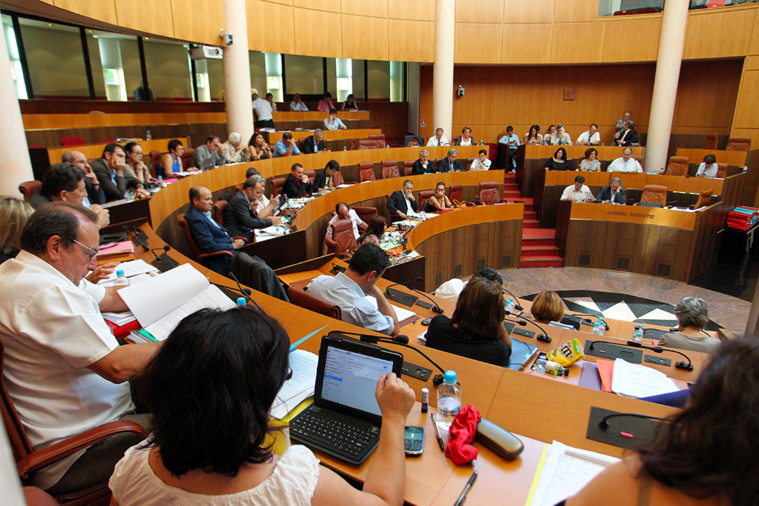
[222,0,254,144]
[0,22,33,197]
[407,62,421,135]
[432,0,455,142]
[643,0,689,173]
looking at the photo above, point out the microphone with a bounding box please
[328,330,446,374]
[124,225,148,251]
[501,286,523,310]
[227,271,264,313]
[589,340,693,370]
[385,277,443,313]
[567,311,608,330]
[150,245,177,269]
[506,313,550,342]
[598,412,666,431]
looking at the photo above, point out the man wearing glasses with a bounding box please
[0,203,158,495]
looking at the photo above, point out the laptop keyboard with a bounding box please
[290,407,380,462]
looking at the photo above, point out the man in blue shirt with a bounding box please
[498,126,520,169]
[273,132,301,158]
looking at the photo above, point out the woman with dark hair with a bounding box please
[545,148,571,171]
[158,139,184,176]
[530,290,564,324]
[425,182,454,212]
[248,132,273,160]
[425,277,512,367]
[358,215,387,246]
[342,93,359,111]
[579,148,600,172]
[566,337,759,505]
[523,125,543,145]
[658,297,721,353]
[124,142,154,183]
[109,306,415,505]
[458,126,475,146]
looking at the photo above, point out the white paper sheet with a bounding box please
[143,284,235,341]
[611,358,680,398]
[270,350,319,420]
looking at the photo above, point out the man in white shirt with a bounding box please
[251,88,274,129]
[546,124,572,146]
[560,175,594,202]
[576,123,601,145]
[498,126,520,169]
[426,128,449,147]
[325,202,368,240]
[696,154,719,178]
[308,243,399,336]
[608,147,643,173]
[0,203,158,493]
[470,149,492,171]
[290,93,309,111]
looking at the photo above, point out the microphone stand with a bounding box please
[589,340,693,370]
[228,271,264,312]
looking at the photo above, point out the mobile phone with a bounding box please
[404,426,425,456]
[421,317,432,326]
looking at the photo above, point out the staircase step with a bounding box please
[523,211,537,220]
[520,256,565,268]
[522,228,555,240]
[522,238,556,247]
[521,245,560,257]
[523,219,541,229]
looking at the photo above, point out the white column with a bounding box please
[0,21,33,197]
[644,0,689,173]
[433,0,455,141]
[222,0,254,144]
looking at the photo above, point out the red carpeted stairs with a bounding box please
[503,173,564,268]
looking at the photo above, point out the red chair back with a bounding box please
[381,160,400,179]
[478,182,500,205]
[352,206,378,225]
[403,160,414,176]
[271,177,286,197]
[419,190,435,211]
[332,170,345,186]
[640,185,668,206]
[359,162,376,182]
[60,136,86,146]
[287,286,342,320]
[182,147,195,168]
[726,136,751,151]
[716,163,728,178]
[368,133,386,148]
[325,219,358,259]
[212,200,228,226]
[449,183,463,203]
[665,156,690,176]
[18,181,42,201]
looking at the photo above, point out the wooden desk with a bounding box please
[675,148,748,168]
[271,111,370,131]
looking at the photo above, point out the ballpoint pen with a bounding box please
[431,412,445,452]
[454,468,478,506]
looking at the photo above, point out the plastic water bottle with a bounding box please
[505,298,515,314]
[157,175,164,187]
[597,318,606,336]
[592,322,600,335]
[146,129,152,140]
[436,370,461,431]
[237,297,247,307]
[113,269,129,286]
[631,324,643,343]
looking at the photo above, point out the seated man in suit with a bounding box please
[387,180,420,221]
[224,177,284,242]
[313,160,340,191]
[301,128,329,154]
[30,163,110,228]
[596,177,627,204]
[613,121,640,147]
[90,143,145,202]
[282,163,313,198]
[61,150,106,205]
[411,149,435,174]
[309,243,399,336]
[184,186,288,301]
[437,148,465,173]
[192,136,226,168]
[0,203,157,494]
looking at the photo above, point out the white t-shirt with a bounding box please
[426,135,449,147]
[0,251,133,489]
[252,98,274,121]
[326,209,363,240]
[470,158,491,171]
[608,157,643,173]
[561,184,594,202]
[696,162,718,178]
[110,444,320,506]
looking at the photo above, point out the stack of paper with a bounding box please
[610,358,679,398]
[102,311,136,326]
[270,350,319,420]
[97,259,158,285]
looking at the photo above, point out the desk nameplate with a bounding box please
[569,203,697,230]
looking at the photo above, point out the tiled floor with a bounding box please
[489,267,751,335]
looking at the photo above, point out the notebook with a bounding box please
[289,334,404,465]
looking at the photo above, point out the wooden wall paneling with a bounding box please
[388,0,435,21]
[593,65,655,133]
[419,65,435,140]
[732,68,759,131]
[503,0,555,24]
[293,8,342,56]
[388,20,435,63]
[600,17,661,62]
[501,24,553,64]
[246,0,295,54]
[455,0,504,24]
[455,24,503,64]
[550,23,604,64]
[340,0,388,17]
[452,67,494,128]
[52,0,117,23]
[341,14,388,60]
[673,61,742,132]
[449,226,470,279]
[115,0,174,39]
[293,0,339,11]
[683,9,755,60]
[171,0,224,46]
[552,0,599,23]
[599,220,616,270]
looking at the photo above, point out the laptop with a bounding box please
[200,157,214,171]
[289,334,404,465]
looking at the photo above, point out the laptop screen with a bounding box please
[321,347,394,416]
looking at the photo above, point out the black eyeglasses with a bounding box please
[66,236,97,261]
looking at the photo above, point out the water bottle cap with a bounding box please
[593,322,599,327]
[443,370,457,385]
[636,332,642,337]
[116,270,125,277]
[236,297,247,306]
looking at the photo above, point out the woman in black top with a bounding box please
[425,278,512,367]
[425,182,454,212]
[545,147,571,171]
[342,93,359,111]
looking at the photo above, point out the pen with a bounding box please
[431,412,445,452]
[454,469,478,506]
